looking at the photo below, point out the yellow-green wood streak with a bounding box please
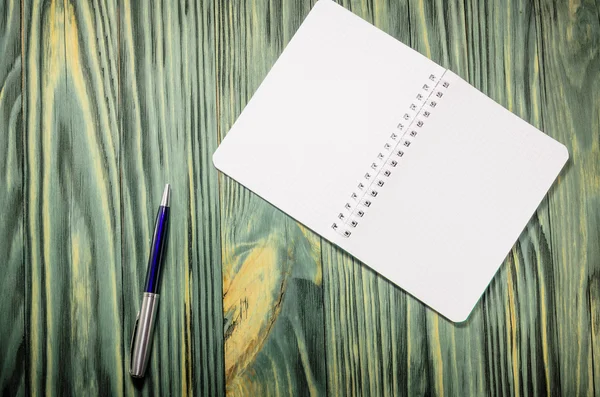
[322,0,599,396]
[23,0,123,394]
[0,0,24,394]
[216,0,326,395]
[119,0,225,395]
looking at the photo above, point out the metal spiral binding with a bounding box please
[331,72,451,238]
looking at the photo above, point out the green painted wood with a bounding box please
[118,0,224,395]
[0,0,24,395]
[215,0,327,395]
[2,0,598,396]
[322,0,598,396]
[22,0,124,394]
[534,0,600,395]
[469,3,563,396]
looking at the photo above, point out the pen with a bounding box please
[130,184,171,378]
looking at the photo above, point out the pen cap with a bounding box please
[130,292,159,377]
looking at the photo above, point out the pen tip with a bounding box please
[161,184,171,207]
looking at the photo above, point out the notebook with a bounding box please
[212,0,568,322]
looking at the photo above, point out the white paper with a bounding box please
[213,0,568,322]
[213,0,444,239]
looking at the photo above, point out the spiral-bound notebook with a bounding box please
[213,0,568,321]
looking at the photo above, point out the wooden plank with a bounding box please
[322,1,474,395]
[118,0,225,395]
[215,0,327,395]
[453,1,561,396]
[320,3,424,393]
[0,0,25,394]
[320,3,432,395]
[322,0,578,395]
[533,0,600,395]
[22,0,123,394]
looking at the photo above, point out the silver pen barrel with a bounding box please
[129,292,160,377]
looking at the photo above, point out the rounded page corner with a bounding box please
[558,142,570,164]
[212,148,226,172]
[445,305,475,324]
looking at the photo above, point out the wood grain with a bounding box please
[0,0,24,394]
[215,0,327,395]
[322,0,597,396]
[534,0,600,395]
[119,0,225,395]
[1,0,598,396]
[22,0,123,394]
[461,1,561,396]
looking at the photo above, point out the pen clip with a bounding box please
[130,311,140,360]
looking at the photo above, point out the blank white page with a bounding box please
[213,0,568,322]
[213,0,443,240]
[342,71,568,321]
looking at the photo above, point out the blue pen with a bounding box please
[130,184,171,377]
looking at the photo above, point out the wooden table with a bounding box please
[1,0,599,395]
